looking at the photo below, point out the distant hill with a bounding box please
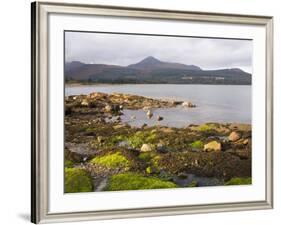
[65,56,251,85]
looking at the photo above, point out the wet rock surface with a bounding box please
[64,92,252,192]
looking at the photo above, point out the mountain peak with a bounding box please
[141,56,161,63]
[128,56,201,71]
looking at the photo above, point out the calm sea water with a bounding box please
[65,84,251,127]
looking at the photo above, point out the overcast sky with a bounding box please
[65,31,252,73]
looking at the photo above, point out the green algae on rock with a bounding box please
[106,173,177,191]
[187,180,198,187]
[189,140,204,149]
[65,168,92,193]
[225,177,252,185]
[91,152,130,169]
[64,91,252,191]
[127,130,157,149]
[64,160,74,168]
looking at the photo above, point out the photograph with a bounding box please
[64,31,252,193]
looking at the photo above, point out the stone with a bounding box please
[203,141,221,152]
[182,101,196,108]
[104,104,112,112]
[146,110,153,119]
[81,99,89,107]
[228,131,241,142]
[113,124,127,129]
[157,116,164,121]
[172,100,183,105]
[160,127,175,133]
[140,144,153,152]
[243,139,249,145]
[141,123,148,128]
[156,143,169,153]
[97,136,105,144]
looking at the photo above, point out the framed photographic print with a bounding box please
[31,1,273,224]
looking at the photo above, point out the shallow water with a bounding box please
[66,84,251,127]
[173,174,224,187]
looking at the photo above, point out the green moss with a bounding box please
[127,131,157,149]
[64,160,74,168]
[109,135,126,145]
[106,173,177,191]
[91,152,130,169]
[190,140,204,149]
[85,127,96,133]
[151,155,160,167]
[65,168,92,193]
[225,177,252,185]
[188,180,198,187]
[146,166,152,174]
[138,152,153,161]
[139,153,160,174]
[144,155,161,173]
[198,124,213,132]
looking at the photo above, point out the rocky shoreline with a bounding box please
[64,92,251,193]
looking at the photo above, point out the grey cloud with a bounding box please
[65,31,252,73]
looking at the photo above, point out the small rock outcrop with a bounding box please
[182,101,196,108]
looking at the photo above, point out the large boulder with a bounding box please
[228,131,241,142]
[203,141,221,152]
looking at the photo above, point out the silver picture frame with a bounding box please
[31,1,273,223]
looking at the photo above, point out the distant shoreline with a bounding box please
[65,82,252,87]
